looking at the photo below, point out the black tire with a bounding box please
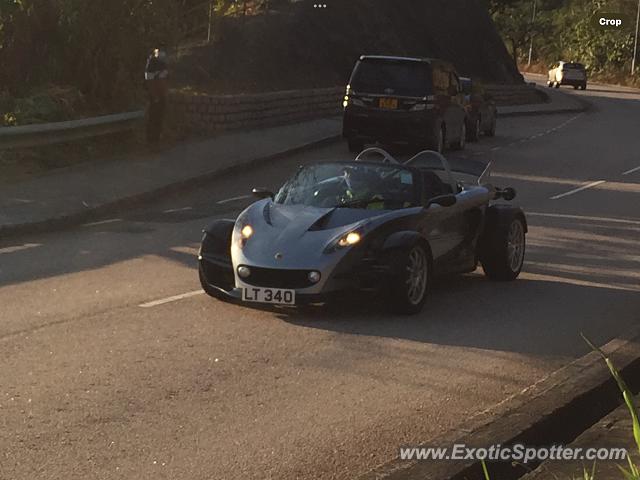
[467,117,480,142]
[199,263,229,300]
[485,115,496,137]
[347,137,364,153]
[479,211,526,281]
[573,85,579,90]
[451,122,466,150]
[388,243,431,314]
[580,83,587,90]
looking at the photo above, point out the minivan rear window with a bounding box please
[350,59,433,97]
[563,63,585,70]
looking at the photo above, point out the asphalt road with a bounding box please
[1,82,639,480]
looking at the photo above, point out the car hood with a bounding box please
[234,199,412,269]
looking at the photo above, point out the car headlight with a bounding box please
[344,96,365,108]
[241,225,254,239]
[337,231,361,247]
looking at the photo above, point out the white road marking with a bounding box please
[623,166,640,176]
[139,290,204,308]
[0,243,42,255]
[217,195,251,205]
[528,212,640,226]
[82,218,122,227]
[550,180,606,200]
[163,207,193,214]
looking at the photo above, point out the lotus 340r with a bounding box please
[198,148,527,314]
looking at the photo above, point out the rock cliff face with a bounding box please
[174,0,522,93]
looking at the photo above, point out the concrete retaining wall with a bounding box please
[485,83,547,106]
[168,87,344,134]
[169,83,545,135]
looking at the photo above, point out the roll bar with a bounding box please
[354,147,400,164]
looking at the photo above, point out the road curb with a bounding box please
[0,134,341,239]
[359,326,640,480]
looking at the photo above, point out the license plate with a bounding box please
[379,98,398,109]
[242,287,296,305]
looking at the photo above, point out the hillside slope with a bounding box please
[173,0,523,94]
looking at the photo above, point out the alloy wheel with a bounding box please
[406,247,428,305]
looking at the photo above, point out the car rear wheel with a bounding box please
[580,83,587,90]
[389,244,430,314]
[480,215,526,281]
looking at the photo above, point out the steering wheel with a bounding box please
[309,176,352,207]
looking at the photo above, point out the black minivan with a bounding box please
[342,56,467,153]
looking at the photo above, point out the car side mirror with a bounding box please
[252,188,274,199]
[428,194,457,208]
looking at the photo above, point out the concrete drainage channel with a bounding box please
[360,327,640,480]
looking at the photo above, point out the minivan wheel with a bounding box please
[580,83,587,90]
[467,117,480,142]
[451,122,466,150]
[426,124,445,153]
[485,116,496,137]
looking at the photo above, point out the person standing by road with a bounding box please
[144,45,169,144]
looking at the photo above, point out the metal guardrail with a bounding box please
[0,110,144,150]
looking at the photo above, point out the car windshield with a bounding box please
[563,63,585,70]
[274,163,419,209]
[350,59,433,97]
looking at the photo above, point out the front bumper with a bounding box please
[199,252,389,304]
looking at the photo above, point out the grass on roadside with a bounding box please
[481,334,640,480]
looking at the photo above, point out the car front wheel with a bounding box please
[389,244,430,314]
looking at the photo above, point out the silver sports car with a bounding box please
[198,148,527,314]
